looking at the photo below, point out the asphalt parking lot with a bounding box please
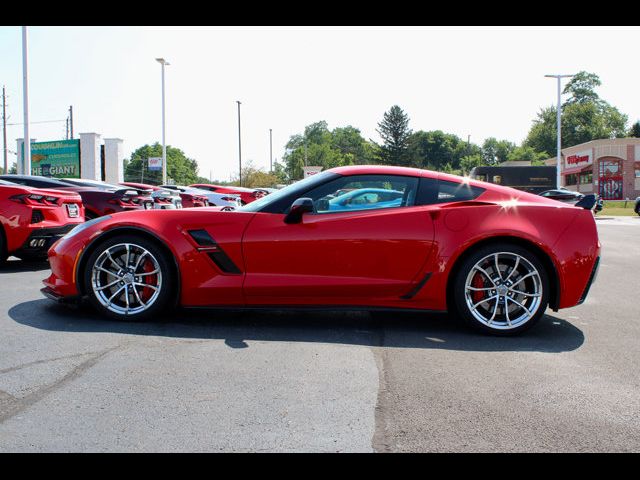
[0,216,639,452]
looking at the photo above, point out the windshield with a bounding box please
[61,178,123,190]
[237,171,334,212]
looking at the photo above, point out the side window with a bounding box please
[304,175,419,214]
[416,178,485,205]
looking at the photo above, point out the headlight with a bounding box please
[63,215,112,240]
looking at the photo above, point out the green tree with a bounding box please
[482,137,516,166]
[124,143,201,185]
[525,71,628,154]
[460,154,484,174]
[407,130,479,171]
[230,160,280,188]
[506,146,549,165]
[562,71,603,106]
[331,126,377,164]
[525,103,627,154]
[282,121,376,180]
[375,105,412,166]
[628,121,640,138]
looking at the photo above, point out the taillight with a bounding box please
[10,194,59,205]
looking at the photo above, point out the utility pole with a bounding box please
[22,26,31,175]
[69,105,73,139]
[269,128,273,172]
[65,117,69,140]
[304,141,308,166]
[2,86,7,174]
[545,74,575,189]
[236,100,242,187]
[156,58,170,185]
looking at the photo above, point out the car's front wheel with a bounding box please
[83,235,175,320]
[452,243,549,335]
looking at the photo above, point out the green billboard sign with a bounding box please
[24,139,81,178]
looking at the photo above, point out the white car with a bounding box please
[159,185,242,208]
[151,189,183,209]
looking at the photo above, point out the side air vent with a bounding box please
[187,229,242,274]
[207,252,242,274]
[187,229,216,246]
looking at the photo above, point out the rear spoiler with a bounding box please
[575,194,598,211]
[113,188,148,196]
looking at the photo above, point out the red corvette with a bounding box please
[42,166,600,335]
[0,179,84,263]
[189,183,266,205]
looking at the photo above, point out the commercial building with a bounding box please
[15,132,124,184]
[545,138,640,200]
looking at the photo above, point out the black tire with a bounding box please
[0,227,7,266]
[82,234,176,321]
[451,242,549,336]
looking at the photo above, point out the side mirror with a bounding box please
[284,197,314,224]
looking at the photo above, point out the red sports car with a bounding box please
[0,179,84,263]
[189,183,267,205]
[0,175,153,219]
[42,166,600,335]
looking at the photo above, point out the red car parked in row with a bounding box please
[42,165,600,336]
[0,175,153,219]
[121,182,209,209]
[0,179,84,263]
[189,183,267,205]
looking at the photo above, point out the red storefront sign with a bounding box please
[567,154,590,165]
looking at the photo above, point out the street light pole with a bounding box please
[236,100,242,187]
[22,26,31,175]
[156,58,170,184]
[545,74,575,189]
[269,128,273,173]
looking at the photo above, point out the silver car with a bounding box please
[159,185,241,208]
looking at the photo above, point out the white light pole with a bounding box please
[156,58,170,184]
[269,128,273,173]
[236,100,242,186]
[545,74,575,189]
[22,26,31,175]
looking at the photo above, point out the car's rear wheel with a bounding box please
[452,243,549,335]
[83,235,175,320]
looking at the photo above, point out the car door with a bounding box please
[241,174,436,305]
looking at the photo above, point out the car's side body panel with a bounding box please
[43,165,601,320]
[241,206,436,305]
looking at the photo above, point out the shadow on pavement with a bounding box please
[8,299,584,353]
[0,258,50,273]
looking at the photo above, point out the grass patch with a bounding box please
[598,200,638,217]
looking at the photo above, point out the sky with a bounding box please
[1,26,639,181]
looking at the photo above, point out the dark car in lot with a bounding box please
[538,188,603,213]
[0,179,84,263]
[0,175,153,219]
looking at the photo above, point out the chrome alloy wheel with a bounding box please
[91,243,162,316]
[464,252,543,330]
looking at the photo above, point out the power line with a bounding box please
[6,118,66,126]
